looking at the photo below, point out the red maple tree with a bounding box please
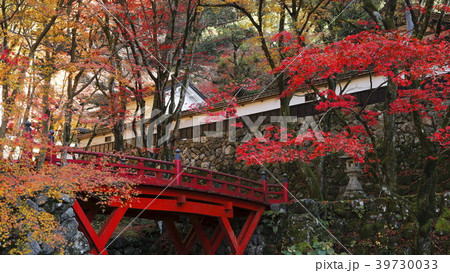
[237,30,449,254]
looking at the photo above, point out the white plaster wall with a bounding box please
[79,75,387,146]
[176,75,387,130]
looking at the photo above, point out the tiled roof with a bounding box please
[78,70,370,139]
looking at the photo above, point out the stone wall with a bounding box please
[245,193,450,255]
[10,194,91,255]
[175,113,368,200]
[177,126,280,180]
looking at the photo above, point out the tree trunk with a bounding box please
[36,52,53,169]
[411,109,439,254]
[113,120,124,152]
[382,79,397,191]
[0,84,18,138]
[63,99,73,147]
[414,156,437,254]
[113,86,127,152]
[298,161,324,201]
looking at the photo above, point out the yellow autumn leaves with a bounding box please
[0,137,137,254]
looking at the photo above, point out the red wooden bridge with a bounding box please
[50,149,289,255]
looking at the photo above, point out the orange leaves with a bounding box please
[0,137,137,254]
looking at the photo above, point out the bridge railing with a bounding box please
[49,149,289,204]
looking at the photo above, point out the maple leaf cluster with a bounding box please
[237,126,371,165]
[278,31,449,97]
[431,126,450,149]
[237,31,449,165]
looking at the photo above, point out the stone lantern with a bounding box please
[339,155,366,199]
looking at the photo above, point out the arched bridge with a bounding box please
[49,149,289,255]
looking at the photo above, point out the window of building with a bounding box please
[105,136,112,142]
[305,93,317,102]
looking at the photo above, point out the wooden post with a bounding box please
[283,173,289,203]
[96,154,103,171]
[51,153,57,165]
[207,171,213,190]
[261,171,268,203]
[137,159,144,176]
[175,149,182,186]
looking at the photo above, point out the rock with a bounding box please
[270,204,286,214]
[124,246,136,255]
[442,192,450,208]
[60,208,75,222]
[19,193,91,255]
[26,240,42,255]
[110,237,126,249]
[43,199,72,215]
[255,245,264,255]
[27,199,43,212]
[332,201,351,217]
[400,122,414,132]
[66,232,90,255]
[41,243,55,255]
[290,199,324,217]
[201,162,210,169]
[61,218,79,241]
[34,194,48,206]
[423,117,432,126]
[224,145,234,155]
[61,194,74,205]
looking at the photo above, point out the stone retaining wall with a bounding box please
[21,195,90,255]
[246,193,450,255]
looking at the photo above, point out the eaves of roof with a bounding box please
[77,70,372,140]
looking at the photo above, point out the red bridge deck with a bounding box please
[50,149,289,255]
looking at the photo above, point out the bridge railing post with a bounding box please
[207,171,213,190]
[95,154,103,171]
[283,173,289,203]
[261,171,268,203]
[137,159,144,176]
[174,149,182,186]
[116,158,127,175]
[50,149,57,165]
